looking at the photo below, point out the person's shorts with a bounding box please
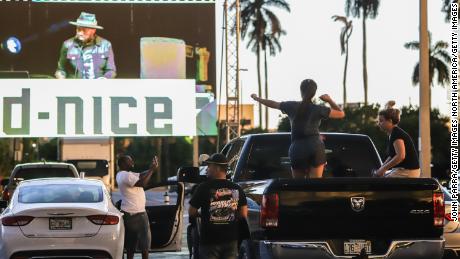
[385,168,421,178]
[122,211,151,251]
[289,136,326,170]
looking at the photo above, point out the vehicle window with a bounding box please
[145,186,178,206]
[240,137,292,180]
[240,135,381,181]
[18,184,103,203]
[221,144,232,157]
[226,140,244,176]
[13,168,76,181]
[67,160,109,177]
[322,136,381,177]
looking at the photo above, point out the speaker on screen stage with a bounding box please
[140,37,186,79]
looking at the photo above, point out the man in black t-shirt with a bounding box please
[189,153,248,259]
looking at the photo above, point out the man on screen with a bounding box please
[55,12,116,79]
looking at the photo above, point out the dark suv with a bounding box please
[1,162,79,202]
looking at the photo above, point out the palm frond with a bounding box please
[264,8,283,35]
[411,63,420,86]
[404,41,420,50]
[433,41,449,51]
[332,15,352,55]
[264,0,291,12]
[364,0,380,19]
[332,15,348,24]
[434,49,451,65]
[433,58,450,87]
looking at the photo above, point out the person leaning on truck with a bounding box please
[374,101,420,178]
[189,153,248,259]
[116,155,158,259]
[251,79,345,179]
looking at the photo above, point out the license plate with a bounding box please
[49,218,72,230]
[344,240,371,255]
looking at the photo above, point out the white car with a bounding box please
[0,178,124,259]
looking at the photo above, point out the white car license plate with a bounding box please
[344,240,371,255]
[49,218,72,230]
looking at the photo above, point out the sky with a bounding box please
[215,0,452,129]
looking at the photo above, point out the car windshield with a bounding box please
[18,184,103,203]
[14,168,76,181]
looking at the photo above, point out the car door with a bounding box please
[144,181,185,252]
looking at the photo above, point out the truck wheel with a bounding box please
[238,240,254,259]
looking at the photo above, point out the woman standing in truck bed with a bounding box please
[251,79,345,179]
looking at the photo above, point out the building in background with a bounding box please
[218,104,254,131]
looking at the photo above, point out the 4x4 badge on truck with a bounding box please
[351,197,365,212]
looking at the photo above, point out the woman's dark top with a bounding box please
[387,126,420,170]
[280,101,330,160]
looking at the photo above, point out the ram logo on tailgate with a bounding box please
[351,197,365,212]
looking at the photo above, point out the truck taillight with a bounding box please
[260,193,279,228]
[433,192,444,227]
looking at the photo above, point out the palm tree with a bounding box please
[237,0,290,129]
[345,0,380,106]
[332,15,353,108]
[404,34,450,105]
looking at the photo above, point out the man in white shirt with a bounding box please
[116,155,158,259]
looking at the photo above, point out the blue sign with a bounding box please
[4,37,22,54]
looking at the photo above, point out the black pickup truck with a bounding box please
[183,133,445,259]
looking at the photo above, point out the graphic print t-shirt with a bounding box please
[189,179,247,245]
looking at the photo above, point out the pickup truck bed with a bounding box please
[219,133,445,259]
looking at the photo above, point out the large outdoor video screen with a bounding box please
[0,1,217,137]
[0,1,215,81]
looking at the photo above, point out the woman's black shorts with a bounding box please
[289,136,327,170]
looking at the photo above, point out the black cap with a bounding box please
[204,153,228,165]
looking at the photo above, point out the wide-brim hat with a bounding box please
[204,153,228,165]
[69,12,104,30]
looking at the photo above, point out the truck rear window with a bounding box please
[240,135,381,180]
[14,168,76,181]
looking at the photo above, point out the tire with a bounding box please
[238,240,255,259]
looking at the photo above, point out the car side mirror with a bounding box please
[177,166,206,183]
[0,200,8,209]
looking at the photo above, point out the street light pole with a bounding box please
[419,0,431,177]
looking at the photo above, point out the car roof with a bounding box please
[17,178,104,187]
[241,132,369,138]
[14,162,76,169]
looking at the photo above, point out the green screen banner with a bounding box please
[0,79,197,137]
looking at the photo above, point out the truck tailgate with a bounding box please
[264,178,443,240]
